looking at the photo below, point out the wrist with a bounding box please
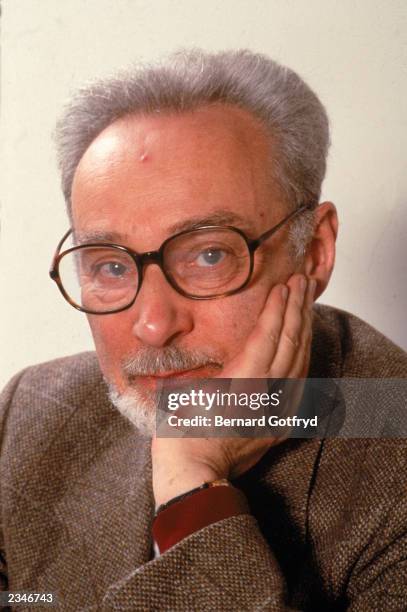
[155,478,231,515]
[153,465,223,508]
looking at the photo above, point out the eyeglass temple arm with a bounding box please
[254,204,312,248]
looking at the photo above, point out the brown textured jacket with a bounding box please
[0,305,406,611]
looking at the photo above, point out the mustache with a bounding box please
[122,345,223,378]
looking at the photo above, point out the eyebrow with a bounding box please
[167,211,256,234]
[73,229,127,244]
[73,210,257,245]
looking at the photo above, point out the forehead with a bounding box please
[71,104,283,244]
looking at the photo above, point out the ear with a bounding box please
[302,202,338,300]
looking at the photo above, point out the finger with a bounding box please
[290,278,316,377]
[288,278,314,376]
[268,274,307,377]
[237,283,288,376]
[291,323,312,378]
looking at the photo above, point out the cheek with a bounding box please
[198,286,269,360]
[87,314,132,384]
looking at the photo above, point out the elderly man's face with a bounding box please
[71,105,296,422]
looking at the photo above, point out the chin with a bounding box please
[108,385,157,437]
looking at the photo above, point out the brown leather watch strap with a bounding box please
[155,478,231,516]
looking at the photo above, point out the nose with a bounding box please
[130,264,193,347]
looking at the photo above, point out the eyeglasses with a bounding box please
[49,205,310,314]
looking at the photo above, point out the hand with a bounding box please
[152,274,316,507]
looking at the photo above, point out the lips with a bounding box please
[127,364,221,389]
[154,365,219,378]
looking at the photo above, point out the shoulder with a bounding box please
[5,350,103,390]
[313,304,407,377]
[0,351,113,446]
[1,351,103,402]
[0,353,133,502]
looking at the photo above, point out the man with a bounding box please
[1,49,406,611]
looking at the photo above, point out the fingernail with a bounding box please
[300,275,307,292]
[281,286,288,301]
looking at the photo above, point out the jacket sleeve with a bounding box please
[102,513,298,611]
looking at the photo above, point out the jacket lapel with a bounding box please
[53,392,155,604]
[13,368,154,607]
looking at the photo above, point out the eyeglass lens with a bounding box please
[57,228,251,312]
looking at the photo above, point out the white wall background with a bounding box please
[1,0,406,388]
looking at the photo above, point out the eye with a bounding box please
[195,248,227,267]
[94,261,130,279]
[98,262,128,277]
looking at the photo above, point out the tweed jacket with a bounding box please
[0,304,406,611]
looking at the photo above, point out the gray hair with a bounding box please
[55,49,330,257]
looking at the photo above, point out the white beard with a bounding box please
[108,386,157,437]
[106,345,223,437]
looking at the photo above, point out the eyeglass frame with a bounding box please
[49,204,311,314]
